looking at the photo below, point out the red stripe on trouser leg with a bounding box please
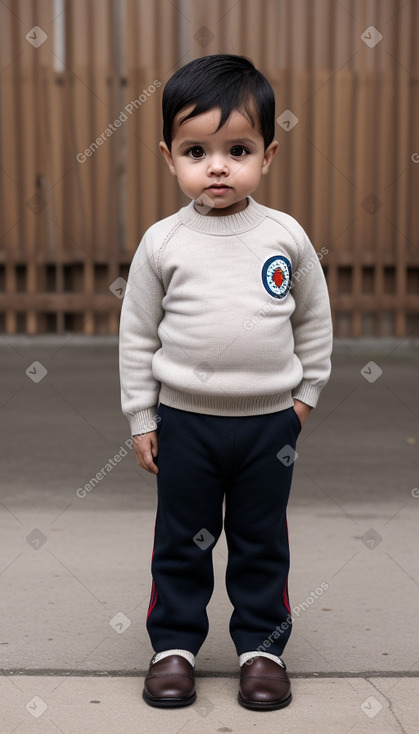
[147,580,157,620]
[146,526,157,620]
[282,577,291,613]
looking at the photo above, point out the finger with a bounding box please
[133,435,159,474]
[134,447,158,474]
[150,433,158,458]
[143,450,158,474]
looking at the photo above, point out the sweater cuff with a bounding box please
[128,407,159,436]
[292,380,323,408]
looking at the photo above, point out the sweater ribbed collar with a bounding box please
[177,196,267,235]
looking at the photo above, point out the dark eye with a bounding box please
[188,146,205,159]
[230,145,248,157]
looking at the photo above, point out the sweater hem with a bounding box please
[158,385,295,416]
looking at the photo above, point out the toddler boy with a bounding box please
[119,54,333,711]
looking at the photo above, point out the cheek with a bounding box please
[233,161,261,184]
[177,163,202,186]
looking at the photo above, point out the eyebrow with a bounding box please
[178,138,256,150]
[177,141,202,150]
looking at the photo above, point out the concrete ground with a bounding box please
[0,335,418,733]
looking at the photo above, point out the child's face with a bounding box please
[160,106,278,216]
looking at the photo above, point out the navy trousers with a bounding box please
[146,402,301,657]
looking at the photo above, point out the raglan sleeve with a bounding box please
[290,230,333,408]
[118,231,165,435]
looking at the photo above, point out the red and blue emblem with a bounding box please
[261,256,292,299]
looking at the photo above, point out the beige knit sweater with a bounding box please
[119,197,333,435]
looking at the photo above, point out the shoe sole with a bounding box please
[142,689,196,708]
[238,691,292,711]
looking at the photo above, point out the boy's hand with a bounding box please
[133,431,159,474]
[293,399,312,429]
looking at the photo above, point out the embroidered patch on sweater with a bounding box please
[261,256,292,299]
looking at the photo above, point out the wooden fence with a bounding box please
[0,0,418,336]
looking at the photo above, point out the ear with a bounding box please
[261,140,279,175]
[159,141,177,176]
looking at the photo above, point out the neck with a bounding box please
[177,196,267,235]
[193,198,249,217]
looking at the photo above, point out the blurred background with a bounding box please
[0,0,418,337]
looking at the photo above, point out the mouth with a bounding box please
[206,184,231,194]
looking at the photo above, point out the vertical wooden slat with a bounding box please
[375,70,395,334]
[407,1,419,270]
[0,4,18,333]
[124,0,141,258]
[154,0,178,220]
[19,0,46,333]
[107,0,125,334]
[46,4,67,333]
[68,0,92,255]
[394,3,411,337]
[331,70,356,253]
[68,0,93,333]
[309,69,333,247]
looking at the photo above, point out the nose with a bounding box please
[207,154,229,176]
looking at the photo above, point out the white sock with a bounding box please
[152,649,196,667]
[239,651,285,668]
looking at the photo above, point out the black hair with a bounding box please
[162,54,275,150]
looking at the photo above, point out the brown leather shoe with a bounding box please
[142,654,196,708]
[238,656,292,711]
